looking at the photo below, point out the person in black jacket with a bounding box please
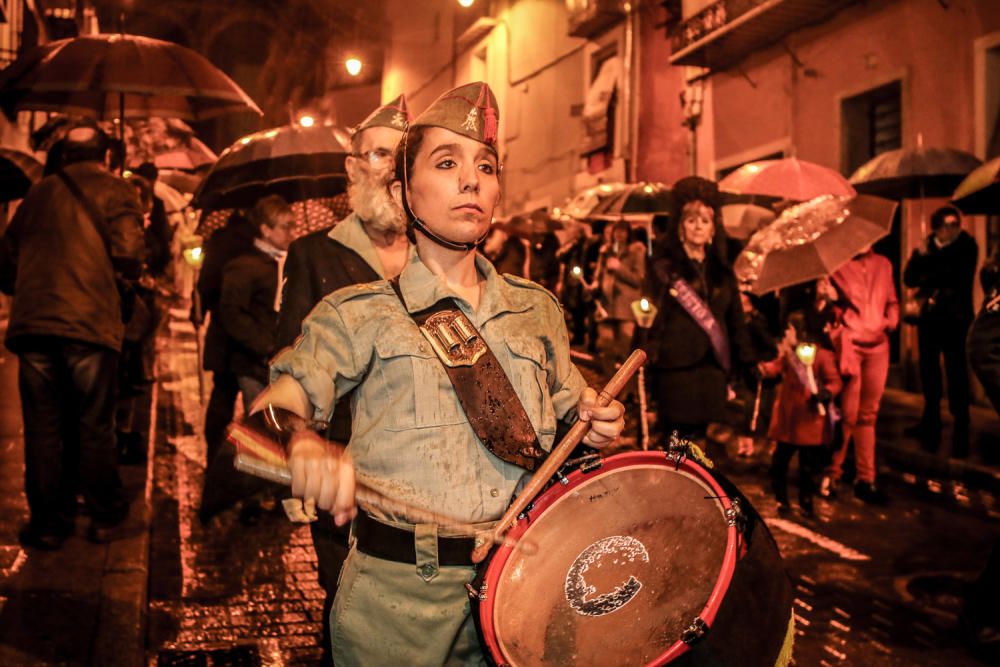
[219,195,293,409]
[274,96,410,667]
[643,176,752,442]
[0,125,145,548]
[902,205,978,455]
[198,210,256,466]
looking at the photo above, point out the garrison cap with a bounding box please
[354,94,410,134]
[410,81,499,146]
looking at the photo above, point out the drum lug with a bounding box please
[554,470,570,485]
[580,457,604,474]
[517,502,534,520]
[465,581,488,602]
[725,498,745,528]
[681,616,709,645]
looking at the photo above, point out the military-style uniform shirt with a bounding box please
[270,252,587,525]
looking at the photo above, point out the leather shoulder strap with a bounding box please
[55,169,112,254]
[388,277,545,471]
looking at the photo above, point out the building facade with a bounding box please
[381,0,691,216]
[669,0,1000,388]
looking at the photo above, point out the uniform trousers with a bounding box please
[331,547,481,666]
[826,339,889,484]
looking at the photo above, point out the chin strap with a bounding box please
[410,216,488,251]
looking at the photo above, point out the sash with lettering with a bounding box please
[389,278,545,471]
[669,277,731,373]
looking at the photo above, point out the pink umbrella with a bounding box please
[720,157,855,202]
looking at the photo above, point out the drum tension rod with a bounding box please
[681,617,709,645]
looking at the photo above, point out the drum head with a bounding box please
[490,458,731,667]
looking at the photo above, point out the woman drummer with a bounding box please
[254,82,625,666]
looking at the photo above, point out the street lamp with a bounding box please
[345,57,363,77]
[298,114,315,127]
[458,0,475,7]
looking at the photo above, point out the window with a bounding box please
[581,46,619,171]
[841,81,902,175]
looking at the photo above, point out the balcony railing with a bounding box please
[669,0,857,71]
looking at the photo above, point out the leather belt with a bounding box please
[353,512,476,567]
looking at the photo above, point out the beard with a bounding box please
[348,172,406,236]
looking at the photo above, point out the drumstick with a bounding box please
[228,423,492,535]
[470,348,646,564]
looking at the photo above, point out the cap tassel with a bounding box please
[483,106,498,145]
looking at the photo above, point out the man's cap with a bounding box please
[354,94,410,134]
[411,82,499,146]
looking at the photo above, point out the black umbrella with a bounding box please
[0,148,43,202]
[849,144,982,199]
[0,33,261,122]
[193,123,350,211]
[590,181,672,219]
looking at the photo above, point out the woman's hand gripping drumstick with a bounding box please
[470,349,645,564]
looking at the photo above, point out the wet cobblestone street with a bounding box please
[146,311,325,665]
[139,312,999,665]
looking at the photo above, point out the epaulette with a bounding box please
[501,273,563,310]
[322,280,394,307]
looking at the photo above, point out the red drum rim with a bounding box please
[478,450,741,667]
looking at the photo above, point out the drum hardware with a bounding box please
[466,581,489,602]
[725,498,744,529]
[554,469,570,486]
[666,431,715,470]
[474,451,795,667]
[681,617,709,645]
[580,457,604,474]
[470,350,647,564]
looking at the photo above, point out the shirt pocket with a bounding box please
[503,336,557,438]
[374,333,467,431]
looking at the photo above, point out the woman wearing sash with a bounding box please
[645,176,752,442]
[253,82,625,666]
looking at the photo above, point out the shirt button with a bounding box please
[419,563,436,577]
[490,488,499,498]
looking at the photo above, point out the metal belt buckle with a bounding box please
[420,309,488,368]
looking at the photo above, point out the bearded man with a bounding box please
[274,96,410,666]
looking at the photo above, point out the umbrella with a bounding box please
[196,194,352,241]
[0,148,43,202]
[951,155,1000,215]
[158,168,205,194]
[0,33,261,121]
[849,144,982,199]
[192,124,350,211]
[734,194,898,296]
[153,180,190,214]
[590,181,672,220]
[560,182,629,219]
[721,203,775,240]
[720,157,855,201]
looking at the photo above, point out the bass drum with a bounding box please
[473,451,794,667]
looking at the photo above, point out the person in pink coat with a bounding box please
[762,310,843,517]
[822,248,899,504]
